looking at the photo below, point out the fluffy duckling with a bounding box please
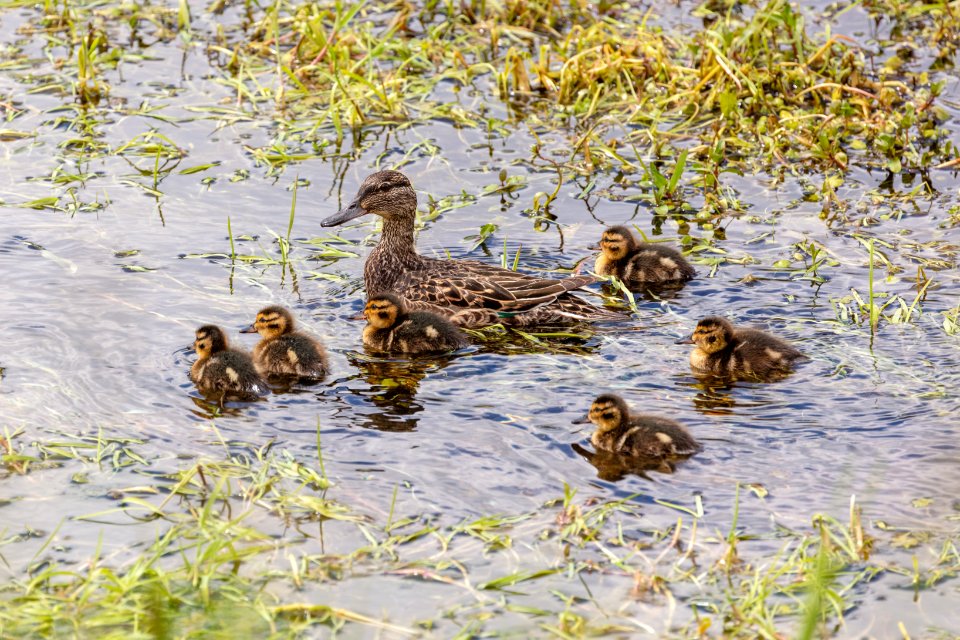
[676,315,804,379]
[595,225,695,288]
[573,393,701,458]
[363,292,469,354]
[240,306,329,379]
[190,325,267,398]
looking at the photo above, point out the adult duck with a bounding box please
[321,170,624,328]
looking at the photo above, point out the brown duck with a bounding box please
[363,292,469,354]
[573,393,701,458]
[190,325,268,399]
[676,316,804,379]
[240,306,330,379]
[595,225,695,288]
[321,170,624,328]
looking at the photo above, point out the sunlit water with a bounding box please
[1,1,959,635]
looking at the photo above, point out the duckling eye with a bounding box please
[707,336,716,343]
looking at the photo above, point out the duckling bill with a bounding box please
[574,393,701,459]
[241,306,329,380]
[190,325,267,399]
[363,292,468,354]
[677,315,803,380]
[595,225,694,289]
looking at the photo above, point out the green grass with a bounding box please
[1,432,958,637]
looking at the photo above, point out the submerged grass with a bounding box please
[1,433,958,637]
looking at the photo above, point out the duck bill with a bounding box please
[321,199,367,227]
[675,334,695,345]
[571,413,592,425]
[239,324,258,334]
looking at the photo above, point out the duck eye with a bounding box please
[707,336,716,343]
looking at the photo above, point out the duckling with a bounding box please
[240,306,329,379]
[190,325,267,398]
[595,225,695,288]
[676,315,804,379]
[363,292,469,354]
[573,393,701,458]
[321,170,625,327]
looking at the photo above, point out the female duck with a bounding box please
[190,325,267,398]
[676,315,803,379]
[241,306,329,379]
[595,225,694,288]
[321,170,624,328]
[573,393,701,458]
[363,292,468,354]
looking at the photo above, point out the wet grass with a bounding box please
[2,430,958,637]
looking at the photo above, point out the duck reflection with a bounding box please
[187,394,262,419]
[344,352,458,432]
[683,375,740,415]
[572,443,687,482]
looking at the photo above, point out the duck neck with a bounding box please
[366,216,424,293]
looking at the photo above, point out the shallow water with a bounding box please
[1,1,960,635]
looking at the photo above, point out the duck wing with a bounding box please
[395,259,599,314]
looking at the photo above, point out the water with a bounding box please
[1,1,960,635]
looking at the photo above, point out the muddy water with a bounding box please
[1,1,959,635]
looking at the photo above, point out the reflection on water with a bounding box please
[571,443,692,482]
[341,352,453,431]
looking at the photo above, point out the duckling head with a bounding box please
[193,325,228,360]
[321,170,417,227]
[241,306,295,341]
[677,316,734,354]
[599,226,638,262]
[364,292,407,329]
[573,393,629,435]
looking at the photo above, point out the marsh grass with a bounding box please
[1,434,952,637]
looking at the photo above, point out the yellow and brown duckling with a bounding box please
[240,306,329,379]
[363,292,469,354]
[676,315,804,379]
[595,225,695,288]
[190,325,268,398]
[573,393,701,458]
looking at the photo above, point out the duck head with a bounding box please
[599,225,638,262]
[193,325,228,360]
[573,393,629,435]
[676,315,735,354]
[241,306,295,340]
[321,170,417,227]
[364,292,407,330]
